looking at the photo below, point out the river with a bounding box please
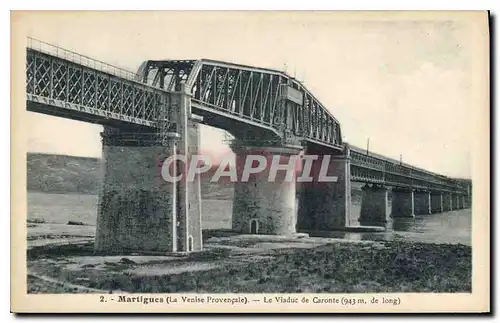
[27,192,471,246]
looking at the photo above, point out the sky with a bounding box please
[17,11,485,179]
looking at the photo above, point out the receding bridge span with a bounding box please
[26,38,472,253]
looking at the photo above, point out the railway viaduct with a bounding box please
[25,38,472,253]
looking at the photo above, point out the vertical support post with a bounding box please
[232,144,303,235]
[445,193,454,211]
[391,188,415,218]
[165,133,179,253]
[94,128,179,253]
[297,148,351,232]
[414,190,431,215]
[358,184,389,226]
[430,191,443,213]
[176,84,190,253]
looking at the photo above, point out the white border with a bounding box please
[4,1,497,321]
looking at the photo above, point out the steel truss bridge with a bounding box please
[25,38,471,195]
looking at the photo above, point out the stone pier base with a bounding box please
[414,190,431,215]
[358,184,389,226]
[430,192,443,213]
[297,151,351,231]
[391,188,414,218]
[453,194,460,210]
[443,193,453,211]
[232,145,303,236]
[464,195,471,209]
[95,121,202,254]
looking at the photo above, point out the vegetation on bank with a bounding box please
[28,241,471,294]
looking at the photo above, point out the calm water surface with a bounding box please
[28,192,471,246]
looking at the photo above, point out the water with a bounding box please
[27,192,472,246]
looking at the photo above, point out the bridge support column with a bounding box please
[297,151,351,232]
[391,188,414,218]
[95,128,176,253]
[358,184,389,226]
[430,192,443,213]
[443,193,453,211]
[232,145,303,236]
[95,86,203,254]
[454,194,460,210]
[460,195,466,209]
[414,190,431,215]
[465,194,472,209]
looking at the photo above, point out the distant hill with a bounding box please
[27,153,363,201]
[27,153,101,195]
[27,152,233,199]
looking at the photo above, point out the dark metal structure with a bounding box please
[25,38,471,195]
[349,146,470,193]
[138,59,342,149]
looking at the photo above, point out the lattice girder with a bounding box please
[349,147,468,194]
[138,59,344,149]
[26,48,167,127]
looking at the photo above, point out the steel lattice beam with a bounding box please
[350,146,469,194]
[26,48,167,128]
[138,59,344,149]
[26,43,470,194]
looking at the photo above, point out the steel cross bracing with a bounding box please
[350,146,470,194]
[25,40,470,193]
[26,41,168,128]
[138,59,343,149]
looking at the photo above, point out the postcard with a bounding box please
[11,10,490,313]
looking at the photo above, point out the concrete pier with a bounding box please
[430,192,443,213]
[454,194,462,210]
[95,85,203,254]
[358,184,389,226]
[95,128,177,253]
[232,145,303,235]
[94,124,203,253]
[464,195,471,209]
[460,195,467,209]
[297,151,351,231]
[391,188,415,218]
[414,190,431,215]
[443,193,453,211]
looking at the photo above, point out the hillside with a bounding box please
[27,153,101,194]
[26,153,234,199]
[27,153,364,201]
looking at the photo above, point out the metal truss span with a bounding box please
[349,145,470,194]
[26,39,169,128]
[138,59,343,149]
[26,39,471,194]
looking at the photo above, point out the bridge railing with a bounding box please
[26,38,169,127]
[27,37,148,83]
[349,147,469,193]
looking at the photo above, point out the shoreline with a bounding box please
[27,232,471,294]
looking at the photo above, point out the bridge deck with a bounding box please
[26,40,169,128]
[25,38,471,195]
[349,145,469,193]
